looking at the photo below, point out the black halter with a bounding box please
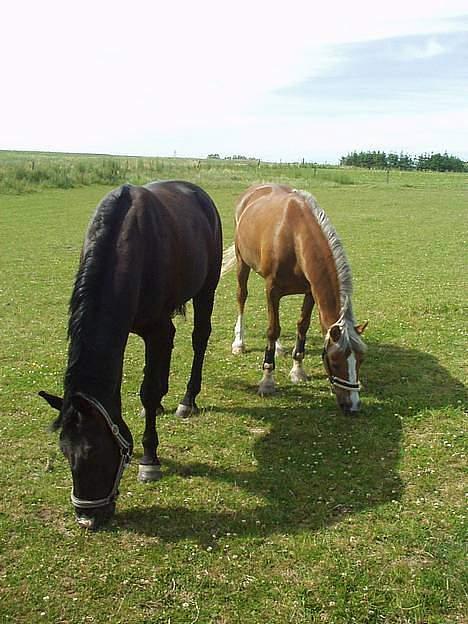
[322,335,361,393]
[70,393,132,510]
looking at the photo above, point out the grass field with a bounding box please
[0,156,466,623]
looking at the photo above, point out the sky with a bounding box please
[1,0,467,163]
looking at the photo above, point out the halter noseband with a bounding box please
[70,393,132,511]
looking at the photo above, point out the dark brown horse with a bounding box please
[224,183,367,413]
[40,181,222,529]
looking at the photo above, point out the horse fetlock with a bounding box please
[292,349,305,362]
[140,405,164,419]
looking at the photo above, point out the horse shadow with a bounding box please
[117,341,465,542]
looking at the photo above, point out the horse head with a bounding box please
[322,320,368,415]
[39,391,132,529]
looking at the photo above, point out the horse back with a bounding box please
[235,184,313,290]
[135,181,222,306]
[81,181,222,334]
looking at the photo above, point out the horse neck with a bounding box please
[294,209,350,332]
[314,285,343,333]
[64,316,129,413]
[299,243,343,331]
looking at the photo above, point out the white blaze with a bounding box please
[347,352,360,410]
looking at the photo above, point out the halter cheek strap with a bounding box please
[70,393,132,511]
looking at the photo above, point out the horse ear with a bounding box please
[355,320,369,335]
[329,325,341,343]
[38,391,63,412]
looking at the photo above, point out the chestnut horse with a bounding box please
[224,183,367,413]
[40,181,222,529]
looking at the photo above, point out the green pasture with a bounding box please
[0,156,466,623]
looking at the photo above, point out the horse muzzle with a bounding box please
[75,502,116,530]
[338,397,361,416]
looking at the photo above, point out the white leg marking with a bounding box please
[289,358,308,383]
[258,366,276,396]
[347,352,360,410]
[275,339,286,356]
[232,314,245,354]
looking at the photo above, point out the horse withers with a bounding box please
[40,181,222,529]
[225,183,367,414]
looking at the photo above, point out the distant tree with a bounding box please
[398,152,414,170]
[387,153,400,168]
[341,150,464,172]
[416,153,430,170]
[207,153,220,159]
[416,152,465,172]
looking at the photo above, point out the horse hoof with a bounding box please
[258,384,276,396]
[232,344,245,355]
[289,371,309,384]
[175,403,198,418]
[138,463,162,482]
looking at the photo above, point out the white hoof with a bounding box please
[258,379,276,396]
[289,367,309,384]
[138,463,162,482]
[232,342,245,355]
[175,403,198,418]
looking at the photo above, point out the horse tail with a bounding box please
[221,243,237,276]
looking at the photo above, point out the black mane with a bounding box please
[65,184,133,391]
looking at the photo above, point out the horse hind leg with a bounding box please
[138,320,175,482]
[275,339,286,356]
[176,288,215,417]
[232,257,250,355]
[258,284,281,396]
[289,292,314,384]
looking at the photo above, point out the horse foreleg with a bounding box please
[259,285,281,396]
[290,292,314,384]
[232,258,250,354]
[176,289,215,417]
[138,321,175,482]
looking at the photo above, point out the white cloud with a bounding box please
[401,38,446,59]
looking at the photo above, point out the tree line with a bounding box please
[340,151,467,172]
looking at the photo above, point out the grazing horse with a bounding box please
[40,180,222,529]
[225,183,367,413]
